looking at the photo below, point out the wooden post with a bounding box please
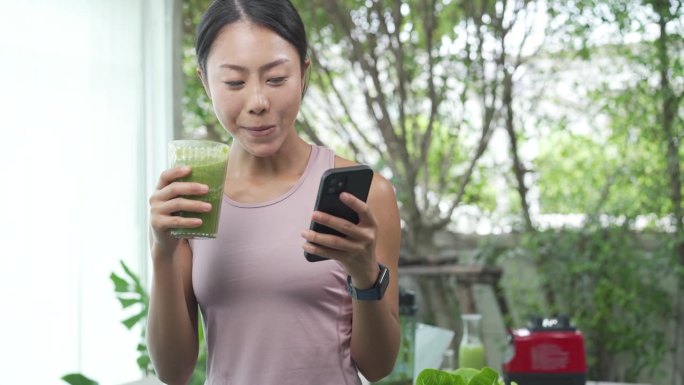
[399,263,510,321]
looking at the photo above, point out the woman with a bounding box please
[147,1,401,384]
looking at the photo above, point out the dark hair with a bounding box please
[196,0,308,75]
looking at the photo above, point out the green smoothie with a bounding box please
[458,343,486,369]
[168,140,229,239]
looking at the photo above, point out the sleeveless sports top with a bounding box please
[191,145,361,385]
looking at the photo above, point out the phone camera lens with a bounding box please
[325,175,347,194]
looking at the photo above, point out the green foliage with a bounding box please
[61,374,98,385]
[416,368,465,385]
[415,367,512,385]
[291,0,504,229]
[112,260,207,383]
[177,2,682,383]
[62,260,207,384]
[111,260,153,375]
[182,0,227,142]
[507,225,674,382]
[537,0,683,221]
[532,9,683,381]
[535,123,671,217]
[535,131,610,214]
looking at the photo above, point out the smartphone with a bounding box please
[305,165,374,262]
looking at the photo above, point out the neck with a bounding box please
[228,137,312,179]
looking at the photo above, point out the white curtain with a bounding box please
[0,0,174,383]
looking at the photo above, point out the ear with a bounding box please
[197,67,211,100]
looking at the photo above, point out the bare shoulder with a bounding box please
[334,156,357,168]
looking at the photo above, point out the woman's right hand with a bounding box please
[149,166,212,259]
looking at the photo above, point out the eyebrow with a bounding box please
[219,58,291,73]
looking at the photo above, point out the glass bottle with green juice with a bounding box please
[458,313,486,369]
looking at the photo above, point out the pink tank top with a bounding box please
[191,145,361,385]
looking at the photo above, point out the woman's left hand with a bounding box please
[301,191,380,288]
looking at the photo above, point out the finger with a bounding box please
[156,166,191,190]
[339,192,377,226]
[156,198,212,216]
[151,215,203,232]
[310,210,360,238]
[154,182,209,203]
[302,241,348,262]
[301,229,362,253]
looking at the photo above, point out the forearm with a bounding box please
[147,253,199,384]
[351,298,401,382]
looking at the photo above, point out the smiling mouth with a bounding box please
[244,125,274,131]
[243,125,276,136]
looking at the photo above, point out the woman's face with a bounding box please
[201,21,305,157]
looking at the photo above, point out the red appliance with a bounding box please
[503,316,587,385]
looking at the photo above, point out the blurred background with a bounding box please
[0,0,681,384]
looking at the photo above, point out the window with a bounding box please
[0,1,176,383]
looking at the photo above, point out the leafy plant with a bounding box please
[111,260,154,374]
[62,260,207,384]
[415,367,515,385]
[61,374,98,385]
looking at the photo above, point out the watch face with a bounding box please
[377,264,390,298]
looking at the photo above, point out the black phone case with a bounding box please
[305,165,374,262]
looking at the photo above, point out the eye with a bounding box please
[267,77,288,86]
[223,80,244,89]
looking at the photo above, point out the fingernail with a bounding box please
[200,184,209,192]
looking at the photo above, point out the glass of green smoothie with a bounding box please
[168,140,230,239]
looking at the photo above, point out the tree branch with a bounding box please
[417,0,441,216]
[437,105,497,229]
[322,0,421,223]
[513,3,537,69]
[297,109,326,146]
[373,0,409,142]
[501,0,537,231]
[435,4,503,228]
[503,68,533,230]
[311,49,384,158]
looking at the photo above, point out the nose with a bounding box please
[247,85,269,115]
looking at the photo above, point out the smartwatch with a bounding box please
[347,264,390,301]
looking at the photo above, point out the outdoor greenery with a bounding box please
[506,225,674,381]
[110,261,155,377]
[83,0,682,384]
[415,366,514,384]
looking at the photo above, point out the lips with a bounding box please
[242,125,276,137]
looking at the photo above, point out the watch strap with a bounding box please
[347,263,390,301]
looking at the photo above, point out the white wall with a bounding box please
[0,0,174,383]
